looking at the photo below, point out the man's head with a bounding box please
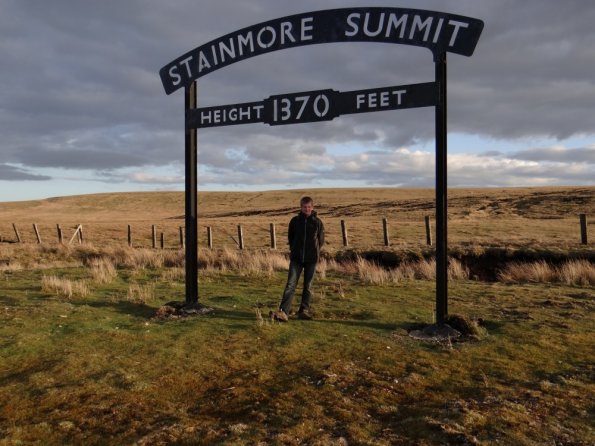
[300,196,314,217]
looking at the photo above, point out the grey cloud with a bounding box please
[1,0,595,190]
[15,148,146,170]
[0,164,51,181]
[478,150,502,157]
[509,147,595,164]
[98,171,184,185]
[196,146,595,189]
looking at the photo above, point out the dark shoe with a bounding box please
[297,310,313,320]
[273,309,289,322]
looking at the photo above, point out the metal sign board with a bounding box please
[160,7,484,94]
[187,82,437,128]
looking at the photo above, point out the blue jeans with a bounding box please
[280,260,316,314]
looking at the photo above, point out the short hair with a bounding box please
[300,196,314,205]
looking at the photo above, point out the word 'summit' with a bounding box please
[160,7,483,94]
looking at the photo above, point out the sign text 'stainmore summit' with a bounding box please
[160,7,484,94]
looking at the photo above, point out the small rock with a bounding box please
[59,421,75,431]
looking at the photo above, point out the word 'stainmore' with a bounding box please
[168,17,315,87]
[160,7,484,94]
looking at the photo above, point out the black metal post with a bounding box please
[185,81,198,304]
[435,52,448,325]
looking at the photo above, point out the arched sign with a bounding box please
[160,7,483,94]
[159,7,484,325]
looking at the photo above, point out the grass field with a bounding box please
[0,253,593,445]
[0,187,593,249]
[0,187,594,445]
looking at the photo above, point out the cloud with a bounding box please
[509,146,595,164]
[0,0,594,195]
[125,172,184,184]
[194,143,595,188]
[16,147,146,170]
[94,169,184,185]
[0,164,51,181]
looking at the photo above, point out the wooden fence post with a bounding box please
[12,224,21,243]
[580,214,588,245]
[341,220,349,247]
[382,218,390,246]
[57,224,63,244]
[270,223,277,249]
[207,226,213,249]
[425,216,432,246]
[78,225,84,244]
[151,225,157,249]
[128,224,132,247]
[69,225,82,245]
[33,224,42,244]
[237,224,244,250]
[179,227,184,249]
[160,232,165,249]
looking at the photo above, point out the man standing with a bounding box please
[274,196,324,322]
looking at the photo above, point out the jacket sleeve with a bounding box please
[318,219,325,247]
[288,217,295,246]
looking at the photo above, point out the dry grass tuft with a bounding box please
[41,275,89,299]
[0,261,23,272]
[255,308,264,327]
[126,249,165,269]
[161,267,185,281]
[127,283,155,304]
[316,257,339,279]
[88,257,117,284]
[498,261,550,283]
[414,258,436,280]
[448,259,470,280]
[354,257,391,285]
[199,248,288,277]
[498,259,594,285]
[559,259,595,286]
[340,256,469,285]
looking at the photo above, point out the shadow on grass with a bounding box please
[0,358,62,387]
[208,309,255,320]
[477,319,505,334]
[206,308,260,330]
[0,296,21,306]
[79,299,157,318]
[208,295,237,302]
[312,318,398,331]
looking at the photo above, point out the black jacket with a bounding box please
[288,211,325,263]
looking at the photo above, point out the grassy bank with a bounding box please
[1,258,593,445]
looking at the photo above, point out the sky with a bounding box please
[1,0,594,202]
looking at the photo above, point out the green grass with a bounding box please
[1,266,594,445]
